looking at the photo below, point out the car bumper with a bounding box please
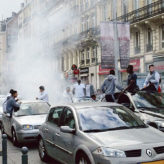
[16,129,39,143]
[93,154,164,164]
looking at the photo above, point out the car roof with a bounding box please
[52,102,122,110]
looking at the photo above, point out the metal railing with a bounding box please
[0,134,28,164]
[117,0,164,23]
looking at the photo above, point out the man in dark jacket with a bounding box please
[101,70,123,102]
[125,65,139,93]
[6,90,20,117]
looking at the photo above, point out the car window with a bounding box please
[77,106,146,132]
[62,108,75,129]
[48,107,63,126]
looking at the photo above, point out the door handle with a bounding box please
[55,133,60,137]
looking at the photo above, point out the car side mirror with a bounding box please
[60,126,75,134]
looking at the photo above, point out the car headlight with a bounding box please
[22,125,33,130]
[93,147,126,158]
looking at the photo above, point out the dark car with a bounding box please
[115,91,164,132]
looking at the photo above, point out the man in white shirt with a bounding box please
[36,86,49,103]
[63,87,73,103]
[73,80,85,98]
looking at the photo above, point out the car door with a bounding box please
[43,107,64,159]
[57,107,76,163]
[2,113,12,136]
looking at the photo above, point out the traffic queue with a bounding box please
[0,64,164,164]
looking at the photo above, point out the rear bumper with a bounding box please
[16,129,39,143]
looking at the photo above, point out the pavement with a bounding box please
[0,132,60,164]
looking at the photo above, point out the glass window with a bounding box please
[77,106,146,132]
[147,28,152,45]
[135,31,140,48]
[92,46,97,58]
[86,48,90,59]
[15,102,49,117]
[47,107,63,126]
[62,108,75,129]
[122,0,128,15]
[162,25,164,48]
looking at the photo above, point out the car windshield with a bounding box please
[77,106,146,132]
[14,102,49,116]
[133,92,164,114]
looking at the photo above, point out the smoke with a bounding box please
[4,2,77,105]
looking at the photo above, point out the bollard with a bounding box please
[22,147,28,164]
[2,134,7,164]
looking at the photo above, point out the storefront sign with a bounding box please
[117,22,130,69]
[80,67,89,74]
[98,65,110,75]
[100,22,115,69]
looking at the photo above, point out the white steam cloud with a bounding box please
[4,2,76,105]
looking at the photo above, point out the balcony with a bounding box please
[117,0,164,24]
[92,58,96,63]
[135,47,141,54]
[81,60,85,65]
[146,44,153,52]
[86,59,90,64]
[80,27,100,39]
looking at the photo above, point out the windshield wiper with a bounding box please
[130,125,147,129]
[83,126,130,133]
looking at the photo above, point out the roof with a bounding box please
[52,102,122,110]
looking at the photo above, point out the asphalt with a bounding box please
[0,132,60,164]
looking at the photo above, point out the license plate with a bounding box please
[142,161,164,164]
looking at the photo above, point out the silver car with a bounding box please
[0,96,6,128]
[2,100,50,146]
[38,102,164,164]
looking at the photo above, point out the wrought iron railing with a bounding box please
[117,0,164,23]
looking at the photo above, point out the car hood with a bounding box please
[14,114,47,125]
[87,127,164,149]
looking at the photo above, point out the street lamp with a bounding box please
[112,0,120,82]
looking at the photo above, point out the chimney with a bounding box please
[21,3,24,9]
[12,12,17,17]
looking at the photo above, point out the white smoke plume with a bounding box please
[4,2,77,105]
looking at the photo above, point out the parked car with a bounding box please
[1,100,50,146]
[114,91,164,132]
[38,102,164,164]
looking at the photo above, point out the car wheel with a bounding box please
[77,152,91,164]
[12,129,19,146]
[38,138,49,162]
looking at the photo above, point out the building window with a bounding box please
[135,31,140,54]
[92,46,97,63]
[134,0,139,16]
[146,28,153,52]
[103,5,108,21]
[122,0,128,15]
[81,50,85,65]
[162,25,164,48]
[86,48,90,64]
[146,0,152,14]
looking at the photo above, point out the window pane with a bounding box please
[63,109,75,129]
[48,107,63,126]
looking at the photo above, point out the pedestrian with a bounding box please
[72,80,85,98]
[143,64,160,92]
[63,87,73,102]
[96,89,104,100]
[101,69,123,102]
[3,89,14,113]
[85,80,95,98]
[125,65,139,93]
[36,86,49,103]
[6,90,20,117]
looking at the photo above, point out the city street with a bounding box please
[0,132,60,164]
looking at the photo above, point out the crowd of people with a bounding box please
[64,64,162,103]
[2,64,162,116]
